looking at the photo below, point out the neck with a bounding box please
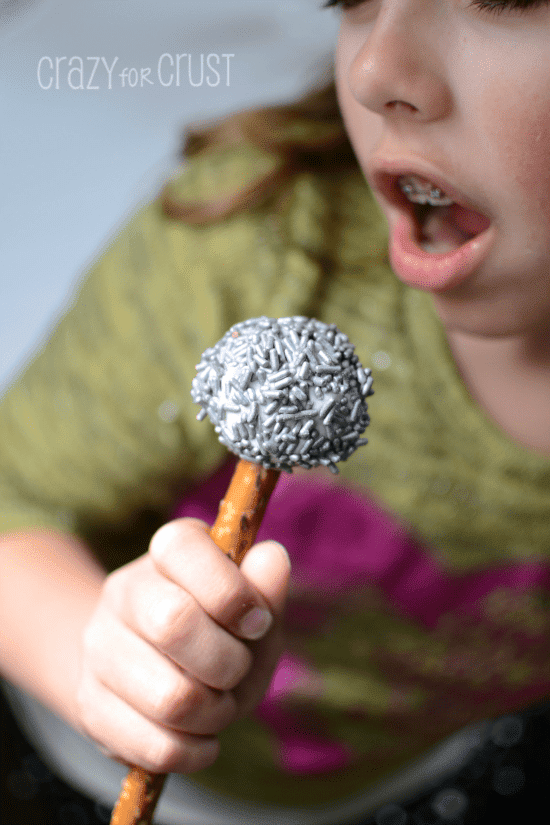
[444,320,550,456]
[446,315,550,371]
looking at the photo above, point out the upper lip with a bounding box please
[367,157,492,222]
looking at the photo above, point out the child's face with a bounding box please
[334,1,550,338]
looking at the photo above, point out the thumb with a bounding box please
[238,540,291,617]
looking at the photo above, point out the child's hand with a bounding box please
[75,518,290,773]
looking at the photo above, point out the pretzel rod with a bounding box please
[110,768,167,825]
[110,459,280,825]
[209,459,281,565]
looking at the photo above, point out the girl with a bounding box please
[1,2,549,823]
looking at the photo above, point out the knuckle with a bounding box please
[211,645,253,692]
[145,591,196,651]
[149,518,204,568]
[147,736,184,774]
[214,692,239,730]
[187,741,220,773]
[181,738,221,773]
[148,677,180,724]
[175,679,204,720]
[148,734,219,775]
[211,578,253,626]
[152,677,202,726]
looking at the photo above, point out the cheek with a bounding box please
[480,84,550,220]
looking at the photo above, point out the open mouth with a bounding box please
[370,169,495,291]
[397,174,491,254]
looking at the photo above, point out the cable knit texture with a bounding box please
[1,144,550,806]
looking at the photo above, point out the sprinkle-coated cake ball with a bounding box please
[191,316,373,473]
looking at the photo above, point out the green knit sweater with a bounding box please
[1,144,549,807]
[1,144,548,569]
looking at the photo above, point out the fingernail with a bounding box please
[238,606,273,640]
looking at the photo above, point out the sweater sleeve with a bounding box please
[0,145,326,567]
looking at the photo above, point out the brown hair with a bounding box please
[161,78,358,226]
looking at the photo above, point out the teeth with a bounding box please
[398,175,454,207]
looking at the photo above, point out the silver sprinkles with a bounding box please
[191,316,373,473]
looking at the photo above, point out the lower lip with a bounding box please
[388,211,494,293]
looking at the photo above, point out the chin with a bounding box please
[430,291,547,340]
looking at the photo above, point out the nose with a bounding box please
[344,10,452,123]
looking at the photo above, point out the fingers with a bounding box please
[148,519,289,639]
[78,677,221,774]
[78,517,292,773]
[106,556,253,691]
[82,608,237,735]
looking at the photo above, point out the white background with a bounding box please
[0,0,339,389]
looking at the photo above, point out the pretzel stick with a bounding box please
[110,768,167,825]
[110,459,280,825]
